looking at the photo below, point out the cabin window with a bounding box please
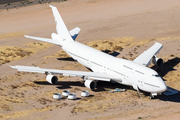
[135,70,144,75]
[152,74,160,77]
[123,65,133,70]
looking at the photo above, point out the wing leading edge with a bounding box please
[133,42,163,66]
[10,65,122,82]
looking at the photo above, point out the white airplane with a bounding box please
[10,5,167,99]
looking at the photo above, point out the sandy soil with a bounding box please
[0,0,180,120]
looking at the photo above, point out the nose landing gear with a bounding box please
[150,93,157,99]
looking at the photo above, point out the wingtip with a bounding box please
[76,27,81,31]
[49,5,54,8]
[24,35,28,38]
[155,42,163,46]
[8,65,16,69]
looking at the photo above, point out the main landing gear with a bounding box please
[149,94,154,99]
[137,89,142,98]
[149,93,158,99]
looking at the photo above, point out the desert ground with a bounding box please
[0,0,180,120]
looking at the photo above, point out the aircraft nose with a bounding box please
[159,79,167,92]
[160,83,167,92]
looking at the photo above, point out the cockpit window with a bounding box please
[152,74,160,77]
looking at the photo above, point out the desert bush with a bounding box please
[112,46,123,51]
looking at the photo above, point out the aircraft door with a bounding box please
[130,71,141,90]
[123,71,132,85]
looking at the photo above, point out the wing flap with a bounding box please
[133,42,163,66]
[10,65,122,82]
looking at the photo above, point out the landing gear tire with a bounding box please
[150,94,154,99]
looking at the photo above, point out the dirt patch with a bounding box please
[0,103,67,120]
[0,42,51,65]
[72,90,148,114]
[0,46,33,64]
[0,31,24,40]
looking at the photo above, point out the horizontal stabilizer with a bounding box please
[69,27,81,40]
[24,35,63,45]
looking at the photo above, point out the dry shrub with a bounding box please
[0,104,12,111]
[170,54,175,57]
[108,41,113,46]
[21,82,38,87]
[11,85,19,89]
[45,50,71,59]
[0,31,24,39]
[4,97,25,103]
[92,44,98,47]
[0,46,33,64]
[0,41,52,64]
[87,37,134,52]
[25,42,51,49]
[71,87,82,92]
[122,56,127,59]
[72,93,107,113]
[38,98,52,105]
[112,46,123,51]
[102,40,108,44]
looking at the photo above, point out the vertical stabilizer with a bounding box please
[49,5,73,41]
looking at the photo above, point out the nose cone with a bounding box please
[159,78,167,92]
[160,82,167,92]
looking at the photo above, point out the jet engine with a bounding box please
[84,80,97,90]
[152,56,163,67]
[46,75,58,84]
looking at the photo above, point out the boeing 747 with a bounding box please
[10,5,167,99]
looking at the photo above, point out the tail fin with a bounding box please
[24,5,80,46]
[49,5,73,41]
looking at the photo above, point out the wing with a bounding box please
[10,65,122,82]
[133,42,163,66]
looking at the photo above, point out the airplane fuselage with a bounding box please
[61,39,167,94]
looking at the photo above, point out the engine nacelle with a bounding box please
[84,80,97,90]
[46,75,58,84]
[152,56,163,67]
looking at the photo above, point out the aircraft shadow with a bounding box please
[157,87,180,103]
[34,80,131,91]
[151,57,180,77]
[34,81,84,89]
[94,81,132,92]
[151,57,180,102]
[102,50,120,57]
[57,57,75,62]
